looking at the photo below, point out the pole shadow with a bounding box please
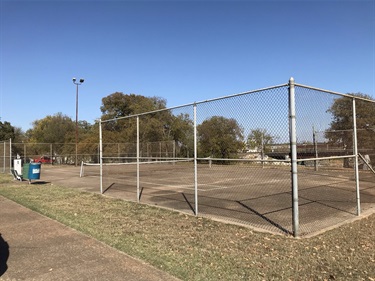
[182,193,196,215]
[139,186,144,201]
[236,201,292,235]
[102,183,116,194]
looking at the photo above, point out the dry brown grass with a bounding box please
[1,174,374,280]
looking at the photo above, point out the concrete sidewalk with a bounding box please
[0,196,181,281]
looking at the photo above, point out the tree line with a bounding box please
[1,91,374,162]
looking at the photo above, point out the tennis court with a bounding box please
[79,161,375,236]
[39,80,375,237]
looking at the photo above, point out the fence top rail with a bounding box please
[295,83,375,103]
[12,141,176,145]
[101,83,288,123]
[299,155,356,162]
[12,142,98,145]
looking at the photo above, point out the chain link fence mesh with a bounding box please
[293,86,375,235]
[98,83,374,236]
[4,80,375,237]
[0,141,11,173]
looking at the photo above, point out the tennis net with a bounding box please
[80,158,194,178]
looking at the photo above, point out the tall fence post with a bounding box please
[194,103,198,216]
[3,141,5,173]
[50,144,53,165]
[98,143,100,164]
[137,116,140,203]
[24,142,27,163]
[352,98,360,216]
[313,126,319,171]
[9,138,12,173]
[99,119,103,194]
[289,77,299,237]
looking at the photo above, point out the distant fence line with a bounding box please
[4,139,362,168]
[0,140,181,167]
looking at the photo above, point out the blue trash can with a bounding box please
[29,163,41,179]
[24,163,41,183]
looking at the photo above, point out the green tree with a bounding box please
[26,113,77,160]
[247,128,274,153]
[100,93,194,154]
[100,92,168,142]
[197,116,244,159]
[0,121,25,156]
[100,92,166,120]
[157,112,194,157]
[326,93,375,150]
[28,113,75,143]
[78,122,101,162]
[0,121,24,142]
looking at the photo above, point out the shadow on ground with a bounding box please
[0,233,9,276]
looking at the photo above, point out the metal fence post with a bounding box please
[194,103,198,216]
[313,126,319,171]
[50,143,53,165]
[98,143,100,164]
[352,98,360,216]
[99,119,103,194]
[9,138,12,173]
[24,142,27,163]
[289,77,299,237]
[137,116,140,203]
[173,141,176,160]
[3,141,5,173]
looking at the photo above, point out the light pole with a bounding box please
[72,77,84,166]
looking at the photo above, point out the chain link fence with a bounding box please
[8,142,96,165]
[293,85,375,235]
[0,140,11,173]
[5,141,177,167]
[3,78,374,237]
[96,79,374,237]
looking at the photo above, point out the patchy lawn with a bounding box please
[1,174,374,280]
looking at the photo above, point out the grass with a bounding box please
[1,174,374,280]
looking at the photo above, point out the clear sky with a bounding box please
[1,0,374,132]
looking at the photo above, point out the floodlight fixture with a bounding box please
[72,77,84,85]
[72,76,85,166]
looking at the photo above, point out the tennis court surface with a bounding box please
[42,163,375,237]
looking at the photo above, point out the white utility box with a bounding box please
[14,159,22,175]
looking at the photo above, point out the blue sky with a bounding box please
[1,0,374,132]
